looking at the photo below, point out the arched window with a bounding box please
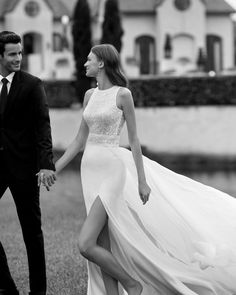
[53,33,63,52]
[172,33,195,65]
[23,32,42,54]
[22,32,42,72]
[135,36,156,75]
[206,35,222,72]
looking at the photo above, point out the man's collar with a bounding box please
[0,72,15,83]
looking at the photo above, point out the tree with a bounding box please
[72,0,92,104]
[197,48,206,72]
[164,34,172,59]
[101,0,124,52]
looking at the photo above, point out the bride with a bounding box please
[55,44,236,295]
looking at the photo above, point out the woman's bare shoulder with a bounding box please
[83,88,96,108]
[117,87,133,109]
[118,86,132,97]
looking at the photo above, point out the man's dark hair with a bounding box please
[0,31,21,56]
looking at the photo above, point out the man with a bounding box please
[0,31,56,295]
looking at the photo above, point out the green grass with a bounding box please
[1,165,236,295]
[0,170,87,295]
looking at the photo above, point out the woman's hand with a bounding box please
[138,181,151,205]
[36,169,57,191]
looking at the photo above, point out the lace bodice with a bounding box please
[83,86,125,147]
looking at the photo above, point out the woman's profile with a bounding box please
[55,44,236,295]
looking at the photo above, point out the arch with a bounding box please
[22,32,43,74]
[206,34,222,72]
[173,33,194,40]
[53,32,63,52]
[23,32,42,54]
[135,35,156,75]
[172,33,195,64]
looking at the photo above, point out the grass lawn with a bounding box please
[0,170,87,295]
[1,163,236,295]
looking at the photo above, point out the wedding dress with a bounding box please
[81,85,236,295]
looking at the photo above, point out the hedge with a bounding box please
[44,75,236,108]
[129,75,236,107]
[44,80,78,108]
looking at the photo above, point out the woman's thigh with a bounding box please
[79,196,108,248]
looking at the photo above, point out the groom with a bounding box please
[0,31,56,295]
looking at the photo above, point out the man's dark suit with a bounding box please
[0,70,55,295]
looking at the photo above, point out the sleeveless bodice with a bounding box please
[83,86,125,147]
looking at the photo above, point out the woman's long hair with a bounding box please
[91,44,128,87]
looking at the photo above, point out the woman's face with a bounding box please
[84,51,100,77]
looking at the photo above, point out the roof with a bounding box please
[0,0,18,18]
[45,0,70,19]
[0,0,234,20]
[205,0,235,14]
[118,0,235,14]
[0,0,70,20]
[119,0,156,13]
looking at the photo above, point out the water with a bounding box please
[185,171,236,198]
[56,150,236,199]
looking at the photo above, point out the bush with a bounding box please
[44,80,77,108]
[129,75,236,107]
[44,75,236,108]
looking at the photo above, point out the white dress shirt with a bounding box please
[0,72,15,94]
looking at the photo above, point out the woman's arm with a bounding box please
[117,88,151,204]
[55,89,93,173]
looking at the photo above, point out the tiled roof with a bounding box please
[0,0,235,20]
[45,0,70,19]
[60,0,77,13]
[0,0,18,18]
[119,0,156,13]
[0,0,70,20]
[118,0,235,14]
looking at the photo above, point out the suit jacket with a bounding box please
[0,70,55,179]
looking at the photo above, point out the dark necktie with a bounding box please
[0,78,9,115]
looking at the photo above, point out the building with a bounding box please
[0,0,74,79]
[118,0,235,77]
[0,0,235,79]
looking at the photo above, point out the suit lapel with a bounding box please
[4,71,23,117]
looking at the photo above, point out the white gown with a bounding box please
[81,86,236,295]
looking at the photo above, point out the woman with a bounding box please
[55,44,236,295]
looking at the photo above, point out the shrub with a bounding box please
[129,75,236,107]
[44,75,236,108]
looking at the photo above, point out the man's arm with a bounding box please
[32,78,56,190]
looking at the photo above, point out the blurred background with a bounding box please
[1,0,236,185]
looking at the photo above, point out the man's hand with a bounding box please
[36,169,57,191]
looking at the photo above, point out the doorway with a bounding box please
[22,32,43,75]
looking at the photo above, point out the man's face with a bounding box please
[0,42,22,75]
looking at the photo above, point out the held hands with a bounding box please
[36,169,57,191]
[139,181,151,205]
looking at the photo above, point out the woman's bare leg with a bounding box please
[78,196,142,295]
[97,222,119,295]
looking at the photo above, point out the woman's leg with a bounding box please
[78,196,142,295]
[97,222,119,295]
